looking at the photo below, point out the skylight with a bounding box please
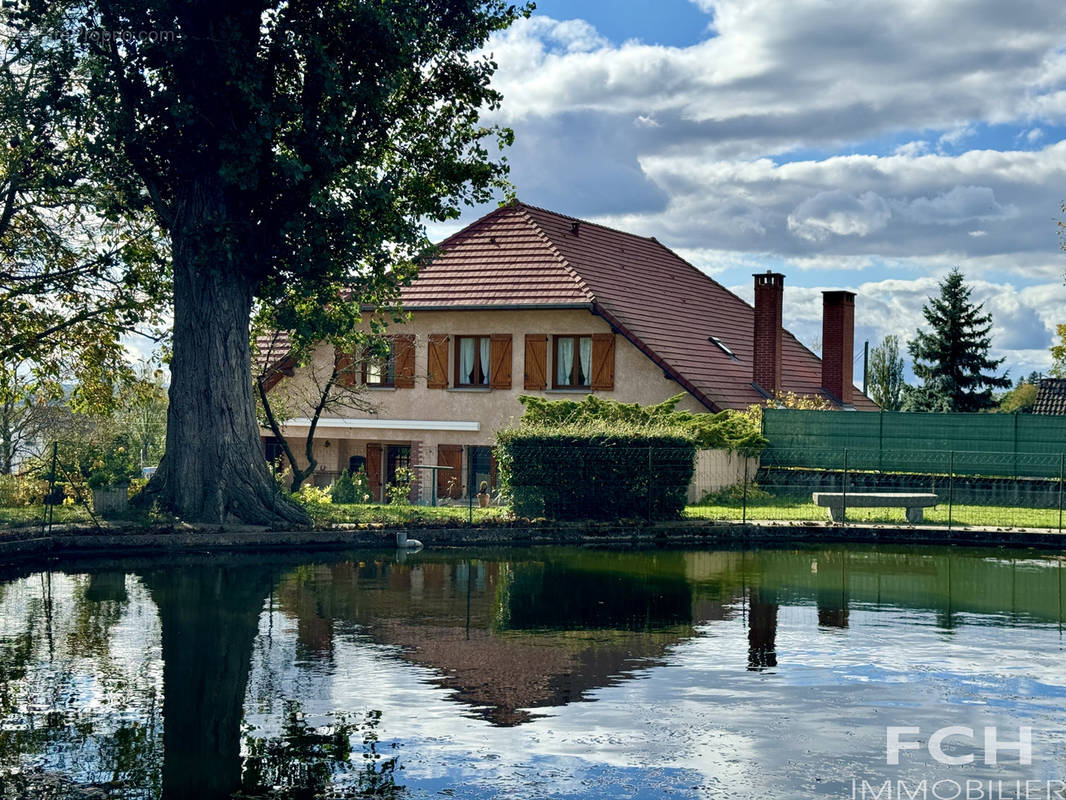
[709,336,738,360]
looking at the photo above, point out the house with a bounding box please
[1033,378,1066,414]
[261,201,877,501]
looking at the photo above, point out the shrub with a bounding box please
[292,484,333,522]
[387,467,415,506]
[696,481,771,506]
[496,424,696,521]
[0,474,49,507]
[517,393,766,455]
[332,467,371,504]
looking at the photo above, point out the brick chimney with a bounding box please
[752,272,785,396]
[821,290,856,405]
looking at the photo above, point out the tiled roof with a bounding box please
[401,205,591,308]
[1033,378,1066,415]
[403,202,878,411]
[254,330,294,377]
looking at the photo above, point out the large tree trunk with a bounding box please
[138,181,309,525]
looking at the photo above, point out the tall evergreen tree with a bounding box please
[903,268,1009,412]
[868,334,905,411]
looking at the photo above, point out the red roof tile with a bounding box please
[403,202,878,411]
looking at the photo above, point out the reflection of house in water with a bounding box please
[275,552,705,726]
[272,547,1066,725]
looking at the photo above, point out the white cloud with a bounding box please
[787,190,892,241]
[459,1,1066,377]
[894,140,930,157]
[898,185,1017,225]
[486,1,1066,159]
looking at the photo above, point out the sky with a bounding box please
[425,0,1066,383]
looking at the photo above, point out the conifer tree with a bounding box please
[903,268,1009,412]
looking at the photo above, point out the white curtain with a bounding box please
[578,337,592,386]
[557,337,574,385]
[460,337,475,384]
[479,337,490,384]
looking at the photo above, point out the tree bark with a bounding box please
[137,180,308,525]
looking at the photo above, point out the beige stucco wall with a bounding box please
[268,308,711,498]
[687,449,761,503]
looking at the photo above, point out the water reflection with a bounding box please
[0,545,1064,799]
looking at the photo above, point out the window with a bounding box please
[385,445,411,485]
[455,335,490,386]
[553,335,593,388]
[362,340,395,386]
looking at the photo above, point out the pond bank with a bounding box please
[2,518,1066,564]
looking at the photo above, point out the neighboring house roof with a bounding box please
[1033,378,1066,414]
[403,201,877,411]
[253,330,296,388]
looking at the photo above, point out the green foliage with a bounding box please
[0,474,48,507]
[387,467,415,506]
[331,468,371,505]
[294,484,332,509]
[291,483,333,525]
[696,481,771,506]
[997,382,1038,413]
[517,394,766,455]
[868,334,905,411]
[496,425,697,521]
[905,268,1010,412]
[1050,324,1066,378]
[0,4,168,401]
[65,436,140,490]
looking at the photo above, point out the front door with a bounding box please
[386,445,413,502]
[437,445,463,499]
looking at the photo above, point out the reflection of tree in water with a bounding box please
[0,571,162,799]
[238,704,403,799]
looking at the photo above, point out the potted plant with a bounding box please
[477,480,491,508]
[85,441,138,517]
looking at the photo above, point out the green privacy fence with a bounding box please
[762,409,1066,478]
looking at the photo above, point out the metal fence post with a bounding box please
[842,448,848,525]
[647,446,653,523]
[947,451,954,531]
[43,441,58,536]
[742,456,749,524]
[1058,453,1064,533]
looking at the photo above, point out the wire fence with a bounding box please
[5,441,1066,532]
[688,446,1066,530]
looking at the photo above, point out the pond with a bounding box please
[1,545,1064,799]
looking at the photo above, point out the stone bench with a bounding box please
[812,492,939,523]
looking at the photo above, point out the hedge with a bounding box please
[496,426,696,521]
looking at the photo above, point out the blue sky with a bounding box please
[428,0,1066,383]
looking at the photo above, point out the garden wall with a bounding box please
[687,449,760,503]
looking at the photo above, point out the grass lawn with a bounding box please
[305,503,512,526]
[685,497,1065,529]
[4,498,1061,532]
[0,505,95,528]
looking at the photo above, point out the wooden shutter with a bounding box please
[437,444,463,499]
[591,333,616,390]
[393,334,415,388]
[427,334,449,389]
[333,349,355,388]
[366,444,382,502]
[489,334,512,390]
[524,334,547,390]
